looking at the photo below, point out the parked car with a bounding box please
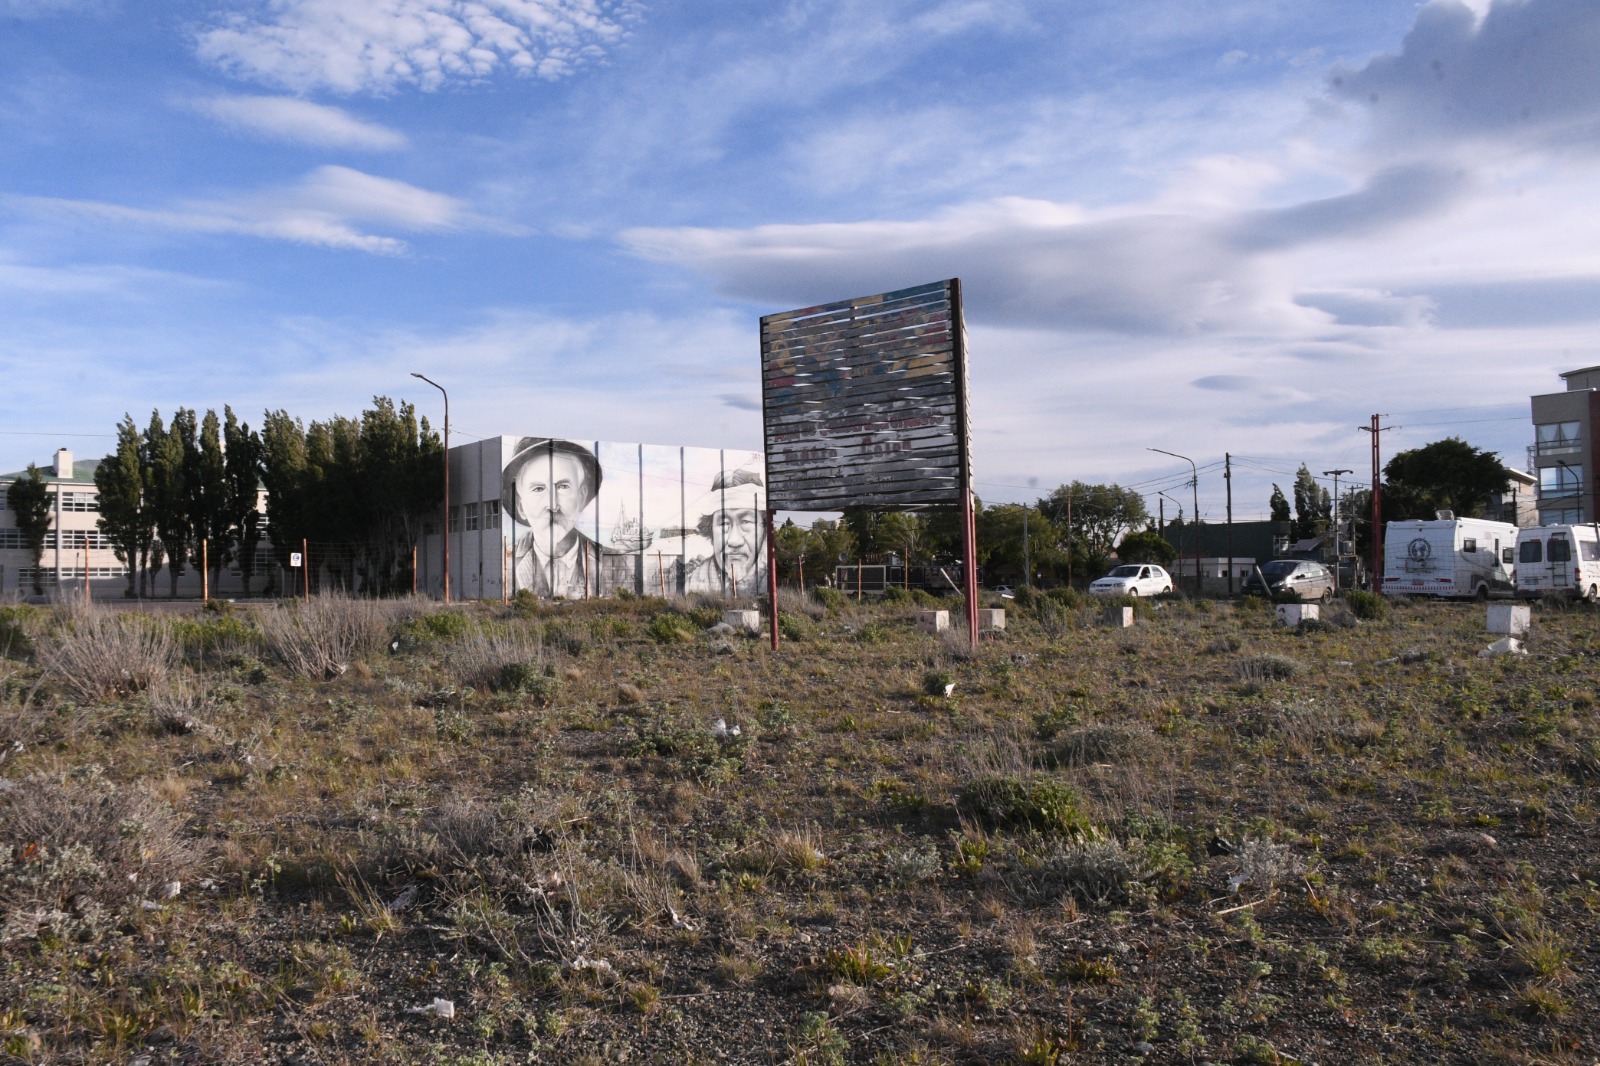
[990,585,1016,599]
[1243,559,1334,602]
[1088,564,1173,598]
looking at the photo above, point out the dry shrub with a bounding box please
[0,776,200,943]
[36,603,176,703]
[1050,721,1160,767]
[777,587,825,622]
[446,626,547,691]
[254,594,400,678]
[1235,653,1306,683]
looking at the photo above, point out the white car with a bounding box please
[990,585,1016,599]
[1088,564,1174,598]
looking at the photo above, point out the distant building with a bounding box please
[1,447,270,600]
[0,449,127,597]
[1530,366,1600,524]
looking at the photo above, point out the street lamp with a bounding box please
[1148,447,1199,595]
[411,372,450,605]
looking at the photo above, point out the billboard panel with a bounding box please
[760,279,971,510]
[493,437,766,600]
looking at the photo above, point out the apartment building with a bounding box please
[1530,366,1600,524]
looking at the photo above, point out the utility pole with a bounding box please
[1065,492,1073,588]
[1322,468,1351,592]
[1225,453,1234,596]
[1358,416,1391,591]
[1022,505,1031,588]
[411,372,450,604]
[1148,448,1198,595]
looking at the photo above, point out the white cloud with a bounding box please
[1330,0,1600,158]
[620,164,1468,338]
[12,165,468,254]
[195,0,641,94]
[189,94,407,149]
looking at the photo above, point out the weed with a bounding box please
[1235,654,1306,683]
[1343,589,1386,620]
[38,604,177,702]
[957,775,1094,838]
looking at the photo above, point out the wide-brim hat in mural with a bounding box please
[501,437,602,525]
[685,473,765,532]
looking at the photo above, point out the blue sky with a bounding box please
[3,0,1597,520]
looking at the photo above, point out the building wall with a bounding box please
[1531,374,1600,524]
[418,437,769,602]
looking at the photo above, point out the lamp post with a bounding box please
[411,372,450,605]
[1149,447,1199,595]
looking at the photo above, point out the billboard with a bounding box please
[760,279,971,511]
[432,438,767,600]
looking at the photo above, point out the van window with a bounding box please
[1520,539,1543,564]
[1503,548,1514,565]
[1585,541,1600,562]
[1462,538,1476,553]
[1550,537,1572,563]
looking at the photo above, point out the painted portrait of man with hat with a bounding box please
[680,468,767,597]
[502,437,630,598]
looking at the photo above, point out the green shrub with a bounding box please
[1045,587,1083,609]
[957,775,1093,837]
[171,614,262,661]
[813,587,846,612]
[686,605,722,629]
[881,586,915,604]
[778,613,812,642]
[923,669,955,696]
[647,613,696,644]
[0,604,44,659]
[494,661,560,705]
[410,610,473,640]
[1343,589,1386,621]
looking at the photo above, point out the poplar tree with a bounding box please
[224,407,265,594]
[94,416,150,597]
[6,465,52,596]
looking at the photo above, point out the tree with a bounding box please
[1292,464,1331,541]
[95,416,150,597]
[1383,437,1511,521]
[146,409,192,598]
[188,409,230,592]
[224,407,265,594]
[977,503,1064,585]
[1117,529,1177,566]
[1269,485,1291,524]
[7,465,52,595]
[1038,482,1148,578]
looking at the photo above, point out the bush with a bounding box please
[171,614,262,662]
[1235,654,1306,682]
[449,628,546,691]
[957,775,1094,837]
[1046,587,1084,609]
[407,610,474,641]
[256,595,398,678]
[37,605,177,703]
[0,605,44,660]
[494,661,560,706]
[0,778,201,943]
[1343,589,1387,621]
[647,613,697,644]
[812,586,846,612]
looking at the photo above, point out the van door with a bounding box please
[1548,533,1574,591]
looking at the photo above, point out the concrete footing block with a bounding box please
[1101,606,1134,628]
[1487,604,1530,636]
[977,608,1006,632]
[723,610,761,635]
[1276,604,1320,626]
[917,610,950,633]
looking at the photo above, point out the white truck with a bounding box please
[1514,524,1600,600]
[1381,517,1518,599]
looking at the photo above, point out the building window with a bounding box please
[59,492,98,512]
[484,500,501,529]
[0,529,23,550]
[59,530,114,549]
[1539,464,1584,497]
[464,502,480,531]
[448,506,461,533]
[1541,507,1583,524]
[1536,421,1582,456]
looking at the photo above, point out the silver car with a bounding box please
[1244,559,1335,602]
[1088,564,1174,598]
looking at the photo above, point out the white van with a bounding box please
[1382,517,1518,599]
[1515,524,1600,600]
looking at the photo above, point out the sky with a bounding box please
[2,0,1598,522]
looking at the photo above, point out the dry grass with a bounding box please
[34,602,177,703]
[0,592,1597,1064]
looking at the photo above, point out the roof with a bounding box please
[0,459,101,485]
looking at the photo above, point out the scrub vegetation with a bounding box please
[1,591,1598,1064]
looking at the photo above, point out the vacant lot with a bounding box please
[1,590,1597,1065]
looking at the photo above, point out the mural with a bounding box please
[497,438,767,599]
